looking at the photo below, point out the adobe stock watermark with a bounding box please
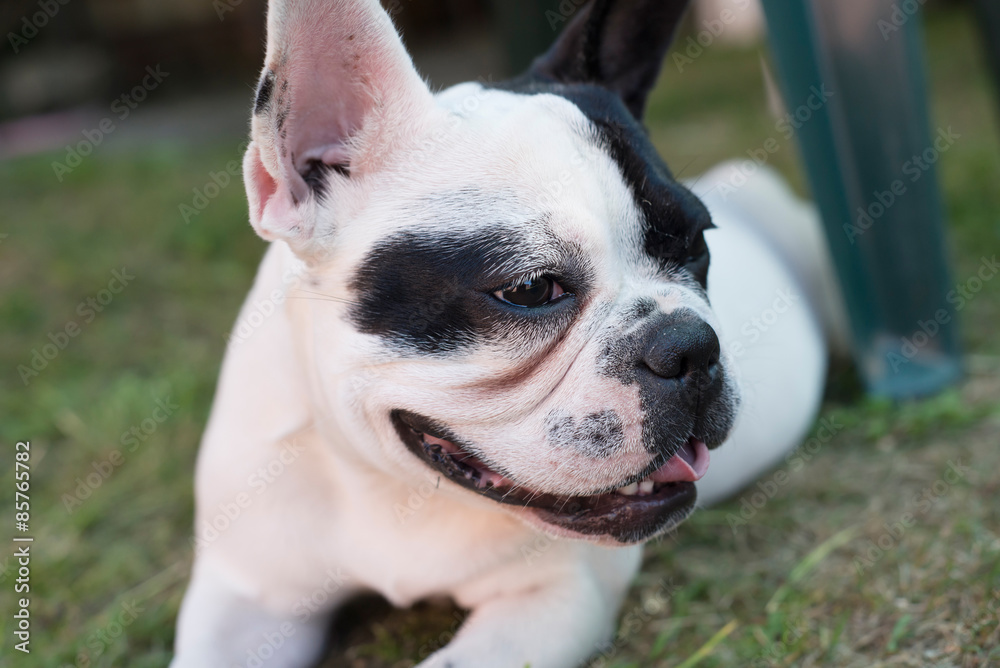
[843,126,959,244]
[726,287,800,360]
[7,0,72,54]
[290,568,352,626]
[887,254,998,373]
[225,264,306,346]
[68,599,145,668]
[240,569,353,668]
[746,621,808,668]
[51,66,170,181]
[727,414,844,532]
[672,0,758,73]
[545,0,587,31]
[393,471,445,524]
[61,394,179,513]
[852,459,969,575]
[16,267,134,386]
[713,85,834,200]
[214,0,247,21]
[533,142,604,211]
[190,437,306,554]
[521,524,580,566]
[408,83,492,166]
[179,140,250,224]
[877,0,929,41]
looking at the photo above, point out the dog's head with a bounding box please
[244,0,739,544]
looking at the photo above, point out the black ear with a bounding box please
[529,0,690,120]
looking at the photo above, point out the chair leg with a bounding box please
[759,0,962,397]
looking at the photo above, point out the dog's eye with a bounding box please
[493,277,566,307]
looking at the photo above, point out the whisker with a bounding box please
[499,484,526,504]
[285,295,352,304]
[674,155,701,182]
[287,288,361,306]
[517,490,543,509]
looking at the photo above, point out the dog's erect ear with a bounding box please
[244,0,433,248]
[529,0,690,120]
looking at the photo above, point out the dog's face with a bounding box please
[244,0,739,544]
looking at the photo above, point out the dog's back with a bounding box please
[692,163,839,506]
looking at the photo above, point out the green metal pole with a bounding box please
[760,0,962,397]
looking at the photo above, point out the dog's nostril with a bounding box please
[641,316,720,382]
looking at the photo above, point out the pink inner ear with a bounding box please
[244,142,309,242]
[286,60,363,175]
[247,0,432,246]
[246,144,277,228]
[257,1,431,184]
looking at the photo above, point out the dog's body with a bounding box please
[172,1,835,666]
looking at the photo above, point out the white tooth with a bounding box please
[617,483,639,496]
[639,481,654,495]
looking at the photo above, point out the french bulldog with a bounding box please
[172,0,834,665]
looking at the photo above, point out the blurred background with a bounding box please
[1,0,999,666]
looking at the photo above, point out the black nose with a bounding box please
[641,313,720,385]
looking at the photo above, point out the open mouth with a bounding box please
[391,410,711,544]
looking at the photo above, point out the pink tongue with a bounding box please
[649,439,710,483]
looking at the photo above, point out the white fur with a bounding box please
[171,2,831,666]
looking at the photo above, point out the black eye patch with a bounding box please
[348,229,592,355]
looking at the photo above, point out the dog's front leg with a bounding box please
[420,545,640,668]
[171,556,343,668]
[421,578,612,668]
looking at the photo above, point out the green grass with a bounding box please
[1,7,999,667]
